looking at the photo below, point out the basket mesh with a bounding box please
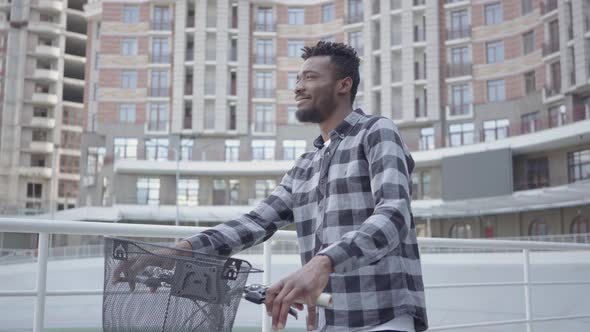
[103,237,252,332]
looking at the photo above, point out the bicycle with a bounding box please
[103,237,331,332]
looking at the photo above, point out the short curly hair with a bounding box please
[301,41,361,104]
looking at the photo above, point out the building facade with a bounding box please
[0,0,88,215]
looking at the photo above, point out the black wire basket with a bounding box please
[103,237,254,332]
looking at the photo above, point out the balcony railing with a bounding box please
[254,53,275,65]
[147,120,167,131]
[446,25,471,40]
[151,21,172,31]
[149,87,169,97]
[447,62,472,77]
[415,100,427,118]
[3,218,590,332]
[149,53,171,64]
[254,22,276,32]
[573,103,589,121]
[254,122,276,133]
[254,88,275,98]
[344,13,363,24]
[414,28,426,42]
[544,83,561,97]
[541,0,558,15]
[449,103,471,116]
[542,40,560,56]
[414,66,426,80]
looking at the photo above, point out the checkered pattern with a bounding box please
[187,109,428,331]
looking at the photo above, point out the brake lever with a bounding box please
[243,284,298,319]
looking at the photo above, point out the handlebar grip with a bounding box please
[294,293,332,308]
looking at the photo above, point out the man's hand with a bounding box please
[265,255,333,331]
[111,240,193,291]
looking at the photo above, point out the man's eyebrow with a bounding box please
[298,70,320,77]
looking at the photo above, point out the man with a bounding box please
[114,42,427,332]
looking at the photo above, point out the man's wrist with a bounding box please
[315,253,335,273]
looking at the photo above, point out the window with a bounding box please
[212,179,240,205]
[449,10,469,39]
[27,183,43,199]
[121,70,137,89]
[321,36,336,43]
[570,216,589,234]
[528,219,548,236]
[288,8,304,25]
[450,84,471,115]
[255,39,273,64]
[450,46,469,65]
[151,37,170,63]
[288,40,304,58]
[450,223,472,238]
[348,0,363,22]
[123,6,140,23]
[521,0,533,15]
[137,178,160,205]
[449,123,474,147]
[483,118,509,142]
[255,180,276,200]
[145,138,169,161]
[60,155,80,174]
[180,139,193,161]
[255,72,273,98]
[150,69,169,97]
[484,3,502,25]
[322,3,335,23]
[121,38,138,56]
[568,149,590,183]
[177,179,199,206]
[152,6,171,31]
[419,127,435,151]
[256,7,273,31]
[522,31,535,55]
[526,157,549,189]
[225,140,240,162]
[148,103,168,131]
[411,173,419,200]
[287,72,297,90]
[420,171,431,199]
[252,140,275,161]
[58,180,78,198]
[113,138,138,159]
[521,111,540,134]
[486,41,504,63]
[487,79,505,102]
[348,31,363,53]
[524,71,536,94]
[283,140,306,160]
[287,106,298,124]
[548,105,567,128]
[254,105,274,133]
[86,147,105,175]
[118,104,136,123]
[61,131,80,149]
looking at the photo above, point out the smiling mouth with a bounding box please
[296,97,310,102]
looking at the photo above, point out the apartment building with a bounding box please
[0,0,88,215]
[76,0,590,239]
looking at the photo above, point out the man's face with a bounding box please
[294,56,339,123]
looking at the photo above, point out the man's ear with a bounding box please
[337,77,353,96]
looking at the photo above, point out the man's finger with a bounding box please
[265,281,283,317]
[277,287,301,329]
[271,283,293,330]
[306,302,317,331]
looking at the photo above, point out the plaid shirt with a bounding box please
[187,109,428,331]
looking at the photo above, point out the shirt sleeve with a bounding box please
[185,167,295,256]
[318,117,414,273]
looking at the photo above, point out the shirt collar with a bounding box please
[313,108,365,149]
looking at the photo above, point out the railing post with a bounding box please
[262,241,272,332]
[33,232,49,332]
[523,249,533,332]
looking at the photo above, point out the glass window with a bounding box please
[485,2,502,25]
[180,139,193,161]
[121,38,138,56]
[225,140,240,162]
[450,223,472,238]
[287,106,298,124]
[288,40,305,58]
[255,39,274,64]
[487,79,505,102]
[27,183,43,199]
[148,103,168,131]
[322,3,335,22]
[287,72,297,90]
[486,41,504,63]
[483,118,509,142]
[283,140,306,160]
[113,137,138,159]
[522,31,535,55]
[255,180,276,200]
[256,7,273,31]
[570,216,589,234]
[449,123,474,147]
[419,127,435,151]
[254,105,274,133]
[524,71,536,94]
[252,140,275,161]
[121,70,137,89]
[152,6,171,30]
[255,71,273,97]
[137,178,160,205]
[288,8,304,25]
[123,6,140,23]
[548,105,567,128]
[151,37,170,63]
[118,104,136,123]
[450,84,471,115]
[145,138,169,161]
[529,219,548,236]
[177,179,199,206]
[526,157,549,189]
[521,111,540,134]
[421,171,431,199]
[521,0,533,15]
[348,30,363,54]
[568,149,590,183]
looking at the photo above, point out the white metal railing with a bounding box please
[1,218,590,332]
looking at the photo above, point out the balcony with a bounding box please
[31,92,58,105]
[146,121,168,132]
[446,26,471,40]
[30,116,56,129]
[18,166,53,179]
[35,45,61,58]
[448,103,472,117]
[414,28,426,42]
[344,13,364,25]
[447,62,472,78]
[36,0,64,13]
[541,0,558,15]
[543,83,561,98]
[414,101,427,118]
[150,53,171,64]
[149,87,169,98]
[151,21,172,31]
[254,89,275,99]
[254,22,276,32]
[28,141,55,153]
[28,21,61,36]
[414,66,426,80]
[33,68,59,82]
[184,82,193,96]
[542,40,560,56]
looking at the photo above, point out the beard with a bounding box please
[295,106,324,123]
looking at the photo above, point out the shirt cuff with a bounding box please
[317,241,357,274]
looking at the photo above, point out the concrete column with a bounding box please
[236,0,250,135]
[425,1,440,122]
[193,0,208,131]
[171,0,187,133]
[380,0,392,119]
[215,0,229,132]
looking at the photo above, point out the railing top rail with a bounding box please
[2,218,590,251]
